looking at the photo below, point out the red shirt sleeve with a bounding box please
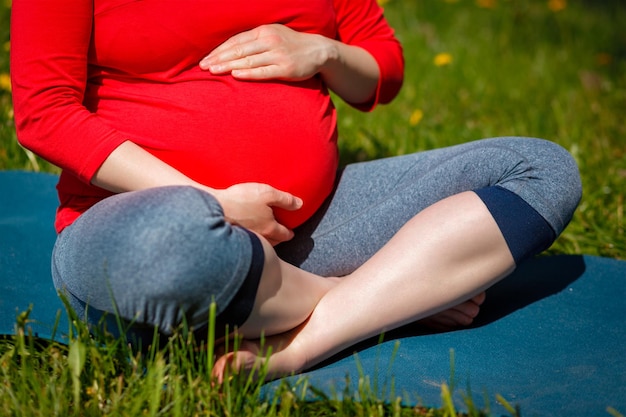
[10,0,128,184]
[333,0,405,111]
[10,0,402,186]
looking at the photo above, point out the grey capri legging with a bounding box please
[277,136,581,275]
[51,136,581,343]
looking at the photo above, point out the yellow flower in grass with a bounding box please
[409,109,424,126]
[434,53,453,67]
[0,73,11,93]
[476,0,496,9]
[377,0,390,5]
[548,0,566,12]
[3,41,9,53]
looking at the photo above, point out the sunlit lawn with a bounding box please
[334,0,626,259]
[0,0,625,415]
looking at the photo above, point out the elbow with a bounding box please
[376,43,405,105]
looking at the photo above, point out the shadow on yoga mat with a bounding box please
[264,254,625,417]
[1,171,625,417]
[313,254,588,363]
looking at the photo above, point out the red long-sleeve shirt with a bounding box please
[11,0,404,232]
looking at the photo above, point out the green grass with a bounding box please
[333,0,625,259]
[2,304,508,417]
[1,0,625,415]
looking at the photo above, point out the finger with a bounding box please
[265,223,294,246]
[230,64,284,80]
[201,47,264,73]
[200,32,266,70]
[210,55,278,76]
[209,27,262,57]
[265,189,303,211]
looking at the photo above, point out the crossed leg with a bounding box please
[52,138,578,363]
[213,191,515,380]
[235,230,487,340]
[213,138,581,380]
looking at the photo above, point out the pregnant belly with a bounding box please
[91,77,339,228]
[153,126,338,229]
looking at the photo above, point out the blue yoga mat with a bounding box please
[0,171,68,341]
[1,171,625,416]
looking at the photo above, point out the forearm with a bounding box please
[318,39,380,105]
[92,141,302,245]
[200,25,381,105]
[91,141,206,193]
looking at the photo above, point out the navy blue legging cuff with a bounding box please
[211,229,264,336]
[474,186,556,264]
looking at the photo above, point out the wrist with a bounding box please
[195,183,220,199]
[317,37,341,79]
[316,40,379,104]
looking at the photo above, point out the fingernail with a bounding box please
[199,58,210,69]
[210,64,224,73]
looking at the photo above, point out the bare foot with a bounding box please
[212,324,310,383]
[212,291,487,382]
[418,292,486,331]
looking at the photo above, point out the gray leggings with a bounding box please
[52,137,581,340]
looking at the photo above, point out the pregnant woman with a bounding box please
[10,0,581,378]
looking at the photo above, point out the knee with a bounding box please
[525,137,582,209]
[109,186,231,280]
[529,138,581,184]
[55,186,252,334]
[496,137,582,235]
[116,187,250,319]
[116,185,228,255]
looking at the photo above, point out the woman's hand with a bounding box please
[199,24,380,104]
[91,142,300,245]
[210,183,303,246]
[199,24,331,81]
